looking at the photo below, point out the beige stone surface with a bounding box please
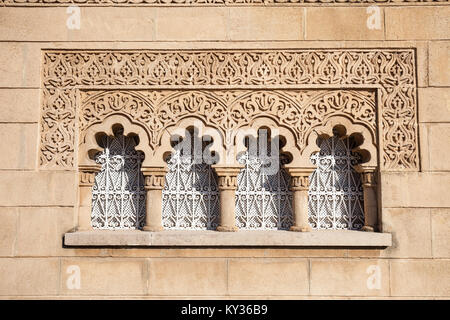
[60,258,147,295]
[0,124,37,169]
[229,8,303,41]
[427,124,450,171]
[381,172,450,208]
[64,229,392,247]
[418,88,450,123]
[310,259,390,296]
[0,171,77,206]
[0,89,40,122]
[148,259,227,296]
[0,8,156,41]
[429,41,450,87]
[381,208,432,258]
[0,258,59,296]
[386,7,450,40]
[0,208,17,257]
[305,7,384,40]
[15,207,75,257]
[431,209,450,258]
[0,43,40,88]
[155,8,227,41]
[228,259,309,296]
[390,260,450,297]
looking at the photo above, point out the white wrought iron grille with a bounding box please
[162,150,220,230]
[235,152,294,230]
[91,134,146,229]
[308,135,365,230]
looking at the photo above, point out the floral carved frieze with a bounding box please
[40,49,418,171]
[80,89,377,157]
[2,0,447,5]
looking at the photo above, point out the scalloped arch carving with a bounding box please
[78,89,377,167]
[39,49,418,171]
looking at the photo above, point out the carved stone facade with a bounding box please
[40,49,418,171]
[1,2,449,300]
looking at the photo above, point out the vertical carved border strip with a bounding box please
[40,49,418,171]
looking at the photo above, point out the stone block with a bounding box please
[431,209,450,258]
[60,258,147,295]
[0,258,59,296]
[155,8,227,41]
[15,207,76,257]
[0,171,77,206]
[418,88,450,123]
[390,260,450,296]
[381,172,450,208]
[228,259,309,296]
[0,89,40,122]
[0,43,41,88]
[0,208,17,257]
[306,7,384,40]
[229,8,303,41]
[310,259,390,296]
[381,208,432,258]
[0,124,37,169]
[0,8,155,41]
[148,259,227,296]
[429,41,450,86]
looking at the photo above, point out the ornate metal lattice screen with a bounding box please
[308,136,365,230]
[162,151,220,230]
[235,153,294,230]
[91,134,146,229]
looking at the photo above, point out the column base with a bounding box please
[143,226,164,232]
[217,226,238,232]
[361,225,375,232]
[290,225,312,232]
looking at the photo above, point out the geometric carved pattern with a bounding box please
[308,135,365,230]
[40,49,418,171]
[161,150,220,230]
[91,134,146,230]
[80,89,376,156]
[235,152,294,230]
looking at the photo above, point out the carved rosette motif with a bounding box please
[40,49,418,171]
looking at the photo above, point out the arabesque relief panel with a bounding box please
[40,49,418,171]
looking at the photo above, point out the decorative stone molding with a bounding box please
[2,0,447,6]
[362,170,377,187]
[142,168,167,190]
[78,166,100,186]
[290,174,309,191]
[40,49,418,171]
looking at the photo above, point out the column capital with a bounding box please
[212,166,243,190]
[142,167,167,190]
[78,165,101,187]
[285,168,312,191]
[361,169,377,187]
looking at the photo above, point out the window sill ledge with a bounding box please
[64,230,392,248]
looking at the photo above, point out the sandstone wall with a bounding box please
[0,2,449,298]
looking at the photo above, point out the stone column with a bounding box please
[287,169,312,232]
[142,167,167,232]
[214,167,241,232]
[361,170,378,232]
[77,166,100,231]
